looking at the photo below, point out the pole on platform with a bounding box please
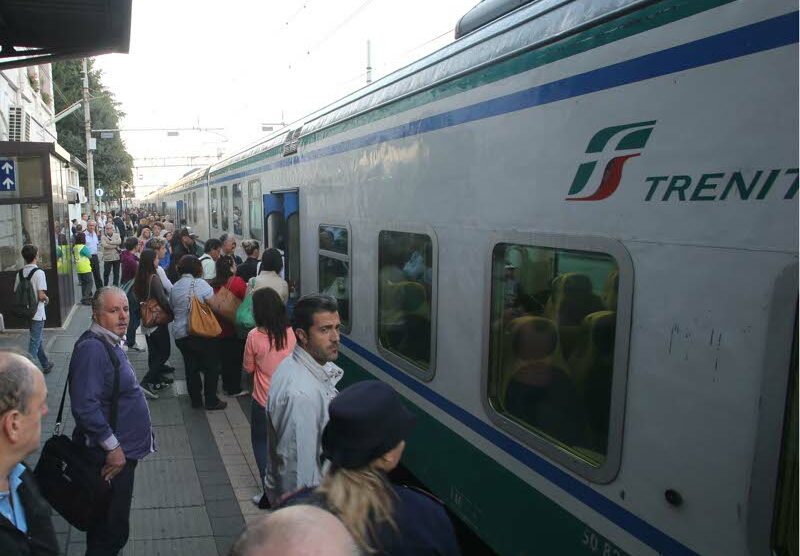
[82,58,96,216]
[366,40,372,85]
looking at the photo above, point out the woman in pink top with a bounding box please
[244,286,296,508]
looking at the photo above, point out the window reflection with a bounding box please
[488,243,619,466]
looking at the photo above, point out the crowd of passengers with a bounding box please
[1,208,462,556]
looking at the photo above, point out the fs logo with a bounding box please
[566,121,656,201]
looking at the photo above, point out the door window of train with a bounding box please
[192,191,198,223]
[487,243,620,468]
[248,179,262,240]
[221,186,229,231]
[211,188,219,229]
[232,183,243,236]
[377,230,434,376]
[319,225,350,331]
[772,331,797,556]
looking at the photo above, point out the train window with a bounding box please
[486,241,628,476]
[377,230,435,379]
[248,179,262,240]
[772,333,798,556]
[192,191,197,223]
[211,188,218,229]
[232,183,243,236]
[319,225,350,331]
[221,186,229,231]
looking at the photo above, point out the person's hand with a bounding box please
[102,446,126,482]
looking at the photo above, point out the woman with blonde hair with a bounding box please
[284,380,460,556]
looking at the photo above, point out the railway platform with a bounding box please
[2,305,265,556]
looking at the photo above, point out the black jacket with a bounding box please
[285,483,461,556]
[236,256,259,283]
[0,466,59,556]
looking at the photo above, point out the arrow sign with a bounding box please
[95,188,104,198]
[0,159,15,192]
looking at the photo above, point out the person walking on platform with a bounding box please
[14,245,54,373]
[253,248,289,303]
[0,352,59,556]
[208,256,248,396]
[285,380,461,556]
[74,232,94,305]
[69,287,155,556]
[119,238,144,352]
[101,222,122,286]
[170,255,226,411]
[243,287,296,508]
[84,221,103,291]
[167,229,202,283]
[200,238,222,280]
[112,210,126,239]
[237,240,260,283]
[220,233,242,265]
[265,294,342,506]
[133,250,172,399]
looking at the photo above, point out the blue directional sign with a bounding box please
[0,159,15,192]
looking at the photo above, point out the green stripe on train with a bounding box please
[210,0,735,179]
[337,353,631,556]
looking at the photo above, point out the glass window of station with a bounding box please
[318,225,350,330]
[487,243,621,468]
[377,230,434,375]
[248,179,262,241]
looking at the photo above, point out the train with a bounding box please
[143,1,799,554]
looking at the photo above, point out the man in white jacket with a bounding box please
[265,294,342,506]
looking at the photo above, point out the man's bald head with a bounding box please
[0,351,37,416]
[229,505,357,556]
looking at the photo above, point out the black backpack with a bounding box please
[12,267,40,319]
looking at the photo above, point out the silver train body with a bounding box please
[144,1,799,554]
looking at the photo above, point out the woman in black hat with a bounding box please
[284,380,460,555]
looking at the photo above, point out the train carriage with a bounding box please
[144,1,799,554]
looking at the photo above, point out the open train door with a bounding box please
[263,189,300,313]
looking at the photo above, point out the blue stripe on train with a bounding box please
[210,10,799,186]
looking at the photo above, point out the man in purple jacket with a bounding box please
[69,287,154,556]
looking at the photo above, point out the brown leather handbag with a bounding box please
[189,279,222,338]
[140,276,173,328]
[208,281,241,324]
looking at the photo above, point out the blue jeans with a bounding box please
[251,399,267,491]
[29,319,50,368]
[126,301,140,347]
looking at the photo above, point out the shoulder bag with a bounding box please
[235,278,257,339]
[189,279,222,338]
[34,334,120,531]
[208,279,242,324]
[140,275,174,328]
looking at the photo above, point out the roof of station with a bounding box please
[0,0,132,70]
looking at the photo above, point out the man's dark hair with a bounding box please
[292,294,338,335]
[75,232,86,244]
[110,210,116,217]
[177,255,203,277]
[260,248,283,273]
[219,233,230,243]
[21,244,38,263]
[124,237,139,251]
[204,238,222,253]
[253,287,289,351]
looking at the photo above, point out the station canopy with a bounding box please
[0,0,132,70]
